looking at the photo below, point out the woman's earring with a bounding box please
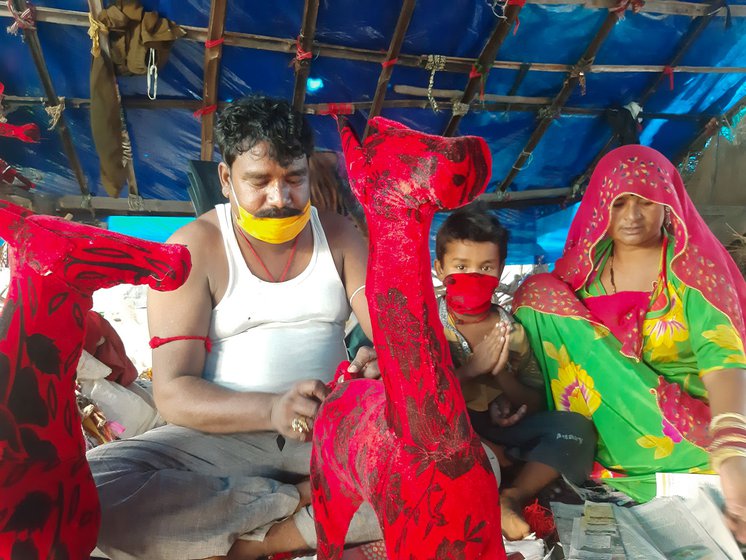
[664,208,672,229]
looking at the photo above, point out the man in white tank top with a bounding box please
[87,96,381,560]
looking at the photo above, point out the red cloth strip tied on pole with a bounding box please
[0,82,40,142]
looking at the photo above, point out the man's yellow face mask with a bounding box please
[228,178,311,244]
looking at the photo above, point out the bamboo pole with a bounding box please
[9,0,90,198]
[395,85,554,105]
[364,0,417,137]
[443,2,524,137]
[498,12,618,192]
[292,0,320,111]
[200,0,227,161]
[479,186,572,205]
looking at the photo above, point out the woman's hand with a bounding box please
[719,455,746,543]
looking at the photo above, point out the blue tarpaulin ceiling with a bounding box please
[1,0,745,263]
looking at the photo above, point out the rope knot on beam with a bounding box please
[87,12,107,57]
[6,0,35,35]
[451,101,470,117]
[293,35,313,72]
[610,0,646,20]
[569,61,593,95]
[44,96,64,130]
[538,106,560,120]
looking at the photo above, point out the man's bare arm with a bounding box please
[148,218,327,436]
[336,216,373,340]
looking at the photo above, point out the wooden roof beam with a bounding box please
[199,0,228,161]
[443,2,524,137]
[572,0,726,195]
[4,7,745,75]
[5,2,746,26]
[4,94,718,122]
[363,0,417,137]
[292,0,320,111]
[9,0,89,198]
[498,12,618,192]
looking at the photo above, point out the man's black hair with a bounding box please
[435,203,509,263]
[215,95,314,168]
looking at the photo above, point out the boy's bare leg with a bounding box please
[201,480,314,560]
[500,462,558,541]
[227,518,311,560]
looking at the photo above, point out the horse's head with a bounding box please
[0,200,190,295]
[339,117,492,212]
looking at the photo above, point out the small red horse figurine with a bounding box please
[0,201,190,559]
[310,118,506,559]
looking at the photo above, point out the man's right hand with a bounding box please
[270,379,329,442]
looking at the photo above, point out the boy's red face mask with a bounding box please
[443,273,499,315]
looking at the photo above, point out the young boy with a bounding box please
[433,205,596,540]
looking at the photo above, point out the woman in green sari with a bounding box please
[513,145,746,543]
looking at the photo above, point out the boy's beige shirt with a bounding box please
[441,303,542,412]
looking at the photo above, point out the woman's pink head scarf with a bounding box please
[551,144,746,343]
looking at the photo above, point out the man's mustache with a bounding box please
[254,207,303,218]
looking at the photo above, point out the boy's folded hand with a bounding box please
[464,323,508,378]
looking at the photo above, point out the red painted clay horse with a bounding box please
[310,117,506,559]
[0,201,190,559]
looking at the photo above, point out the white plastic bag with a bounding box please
[77,350,162,438]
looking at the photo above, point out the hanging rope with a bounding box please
[424,54,446,112]
[87,12,108,57]
[44,97,64,131]
[5,0,35,35]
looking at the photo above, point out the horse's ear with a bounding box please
[338,120,365,184]
[0,200,33,247]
